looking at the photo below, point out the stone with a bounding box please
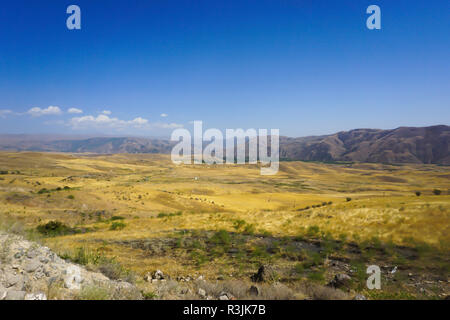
[24,259,41,273]
[64,265,83,290]
[5,272,22,288]
[198,288,206,298]
[0,231,142,300]
[39,256,49,264]
[144,272,152,282]
[25,293,47,300]
[26,250,38,259]
[5,290,26,300]
[250,265,277,282]
[248,285,260,296]
[154,270,164,280]
[218,291,233,300]
[0,285,7,300]
[353,294,367,300]
[328,273,352,289]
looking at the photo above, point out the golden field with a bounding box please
[0,152,449,299]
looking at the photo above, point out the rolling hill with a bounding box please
[0,125,448,164]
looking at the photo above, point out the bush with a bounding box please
[232,219,246,231]
[110,215,125,221]
[110,221,126,230]
[306,225,320,237]
[307,270,325,282]
[157,212,182,218]
[67,195,75,199]
[142,291,158,300]
[433,189,441,195]
[78,285,111,300]
[346,197,352,202]
[37,188,50,194]
[415,191,421,196]
[69,246,102,265]
[243,223,256,235]
[210,229,231,246]
[36,221,77,236]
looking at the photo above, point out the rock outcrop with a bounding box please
[0,232,142,300]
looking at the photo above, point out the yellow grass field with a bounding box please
[0,152,449,299]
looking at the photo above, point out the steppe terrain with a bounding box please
[0,152,449,299]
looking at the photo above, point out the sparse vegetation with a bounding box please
[433,189,441,195]
[0,152,448,300]
[36,221,78,237]
[110,221,126,230]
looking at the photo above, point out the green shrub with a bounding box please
[415,191,421,196]
[210,229,231,246]
[307,269,325,282]
[110,215,125,221]
[142,291,158,300]
[433,189,441,195]
[67,195,75,199]
[157,211,182,218]
[233,219,246,231]
[78,285,111,300]
[36,221,77,236]
[243,223,256,235]
[110,221,126,231]
[346,197,352,202]
[306,225,320,237]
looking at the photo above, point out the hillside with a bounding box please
[279,125,449,164]
[0,125,448,164]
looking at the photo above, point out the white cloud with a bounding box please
[129,117,149,126]
[27,106,62,117]
[153,122,183,129]
[101,110,112,115]
[70,114,149,129]
[68,108,83,114]
[69,114,182,131]
[160,113,168,117]
[0,109,13,118]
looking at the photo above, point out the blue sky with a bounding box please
[0,0,449,137]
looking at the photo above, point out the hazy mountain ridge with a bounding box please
[0,125,448,164]
[279,125,449,164]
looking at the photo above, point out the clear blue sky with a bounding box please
[0,0,449,137]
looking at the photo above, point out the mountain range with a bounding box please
[0,125,448,164]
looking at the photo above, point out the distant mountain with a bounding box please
[0,136,175,154]
[0,125,448,164]
[279,125,449,164]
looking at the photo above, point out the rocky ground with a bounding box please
[0,232,142,300]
